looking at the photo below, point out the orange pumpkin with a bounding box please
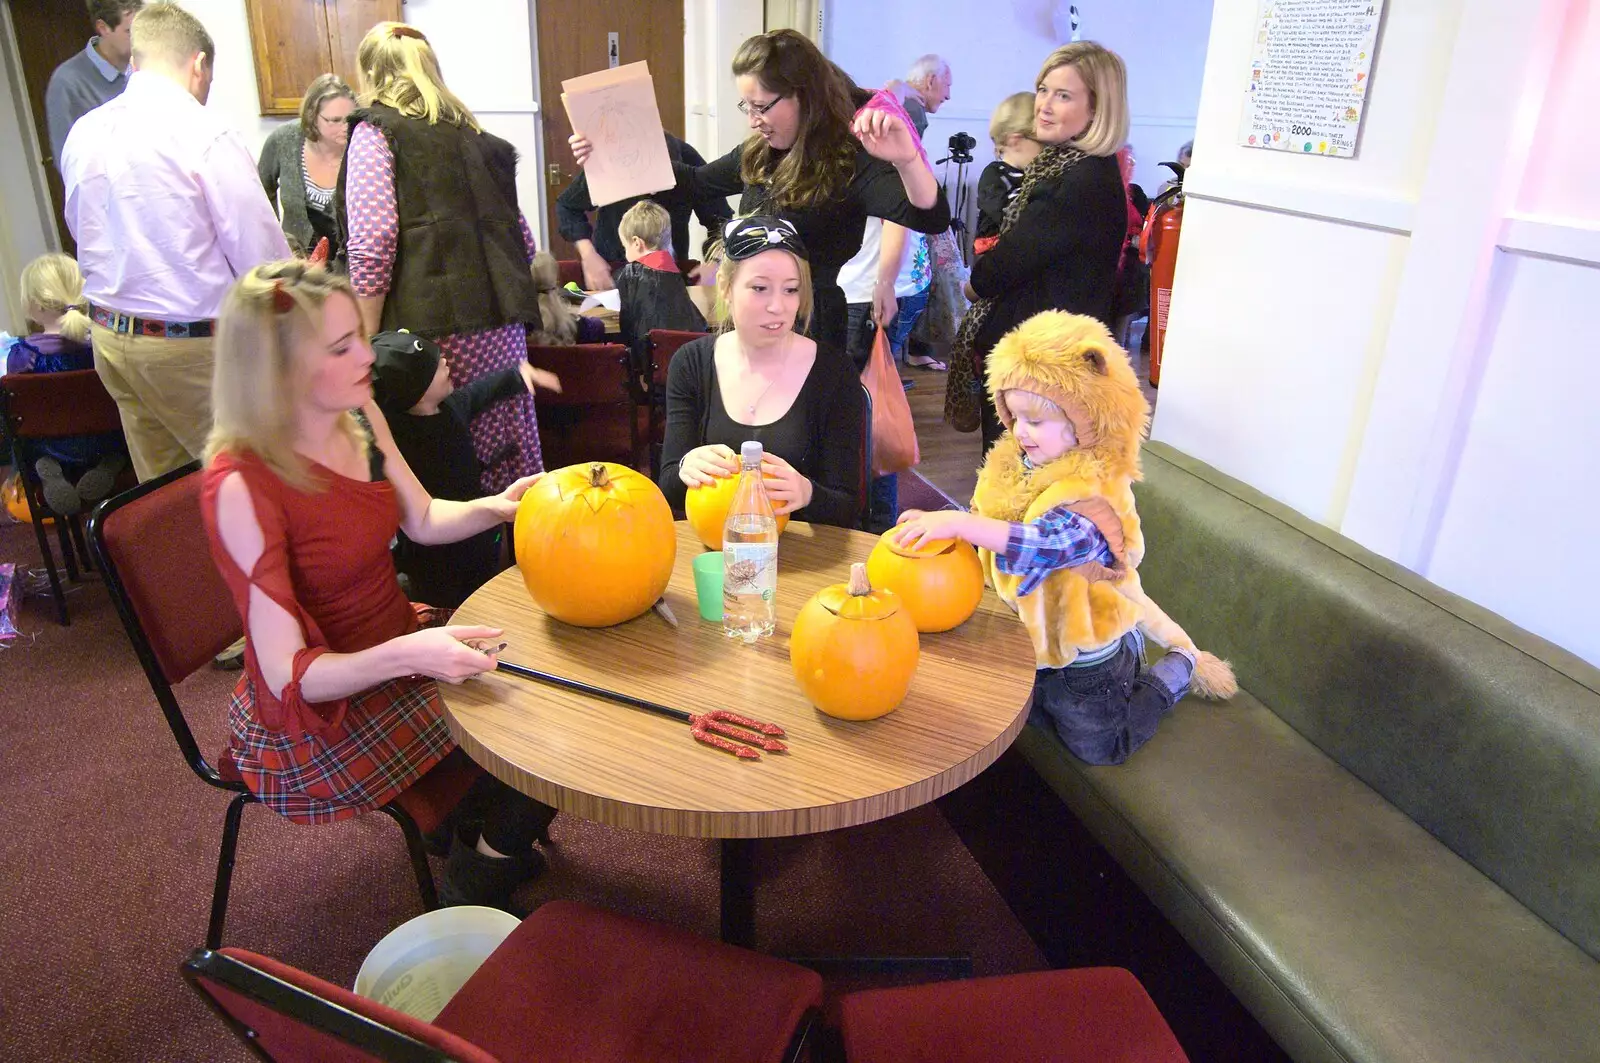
[2,473,50,526]
[684,473,789,550]
[865,531,984,633]
[789,563,919,721]
[514,462,676,627]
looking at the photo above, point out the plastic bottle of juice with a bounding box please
[721,440,779,642]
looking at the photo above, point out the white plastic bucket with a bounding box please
[354,905,520,1022]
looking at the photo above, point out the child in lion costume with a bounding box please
[894,310,1234,764]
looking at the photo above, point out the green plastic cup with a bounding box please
[692,552,725,623]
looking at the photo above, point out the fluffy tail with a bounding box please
[1120,572,1238,701]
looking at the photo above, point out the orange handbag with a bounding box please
[861,324,920,477]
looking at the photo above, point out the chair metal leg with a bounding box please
[208,793,250,950]
[382,804,440,911]
[24,505,70,625]
[53,514,81,581]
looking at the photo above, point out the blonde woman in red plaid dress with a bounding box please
[201,262,555,911]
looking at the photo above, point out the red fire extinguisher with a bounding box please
[1140,162,1186,388]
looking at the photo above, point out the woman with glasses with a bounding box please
[258,74,356,258]
[657,216,865,529]
[571,30,949,351]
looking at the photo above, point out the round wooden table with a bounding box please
[441,521,1037,944]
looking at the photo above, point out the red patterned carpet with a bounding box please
[0,514,1044,1061]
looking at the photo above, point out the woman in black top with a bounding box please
[572,30,950,351]
[658,217,864,529]
[954,42,1133,449]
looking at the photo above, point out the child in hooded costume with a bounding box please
[371,331,559,608]
[894,310,1234,764]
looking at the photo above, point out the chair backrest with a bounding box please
[183,948,499,1063]
[555,259,583,289]
[527,343,632,408]
[88,462,244,784]
[1,369,123,440]
[645,329,706,391]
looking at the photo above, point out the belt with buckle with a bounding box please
[89,304,214,338]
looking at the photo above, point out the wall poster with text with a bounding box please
[1240,0,1386,158]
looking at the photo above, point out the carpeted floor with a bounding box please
[0,513,1045,1061]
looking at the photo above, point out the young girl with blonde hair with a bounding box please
[974,92,1041,252]
[202,259,556,910]
[6,253,128,513]
[338,22,546,493]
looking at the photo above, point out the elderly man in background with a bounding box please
[61,1,289,482]
[888,54,952,139]
[45,0,144,169]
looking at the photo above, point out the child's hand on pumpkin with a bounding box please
[760,454,812,515]
[520,362,561,394]
[892,508,971,550]
[679,445,738,487]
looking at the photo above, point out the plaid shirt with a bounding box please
[997,503,1115,596]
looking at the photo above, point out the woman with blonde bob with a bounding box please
[953,41,1132,448]
[202,260,557,911]
[657,216,864,529]
[337,22,545,493]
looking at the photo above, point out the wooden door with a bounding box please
[536,0,685,259]
[323,0,401,93]
[8,0,97,252]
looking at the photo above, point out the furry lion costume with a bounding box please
[970,310,1236,700]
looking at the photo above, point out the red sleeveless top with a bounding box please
[201,449,418,736]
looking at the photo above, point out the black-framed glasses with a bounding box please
[737,95,787,117]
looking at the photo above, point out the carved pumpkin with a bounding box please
[684,473,789,550]
[514,462,676,627]
[865,531,984,633]
[789,563,919,720]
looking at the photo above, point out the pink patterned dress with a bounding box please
[345,121,543,491]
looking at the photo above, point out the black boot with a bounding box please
[438,830,545,914]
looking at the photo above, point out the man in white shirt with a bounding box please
[61,1,289,481]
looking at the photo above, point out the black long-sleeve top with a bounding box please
[657,333,864,529]
[975,160,1025,242]
[969,152,1126,355]
[555,134,732,270]
[380,368,525,608]
[673,142,952,349]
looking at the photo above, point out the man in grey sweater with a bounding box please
[45,1,143,169]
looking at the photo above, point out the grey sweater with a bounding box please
[258,123,334,255]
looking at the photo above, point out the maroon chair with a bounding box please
[88,463,480,949]
[528,342,636,471]
[184,899,822,1062]
[642,329,708,476]
[555,259,584,289]
[832,967,1190,1063]
[1,367,128,624]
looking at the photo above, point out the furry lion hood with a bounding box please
[985,310,1150,481]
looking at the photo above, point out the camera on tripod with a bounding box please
[947,131,977,164]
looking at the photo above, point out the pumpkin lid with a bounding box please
[818,563,901,620]
[879,529,961,559]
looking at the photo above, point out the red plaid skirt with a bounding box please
[226,673,456,824]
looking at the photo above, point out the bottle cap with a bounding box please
[741,440,764,463]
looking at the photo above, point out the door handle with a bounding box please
[547,164,564,186]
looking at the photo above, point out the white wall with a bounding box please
[1153,0,1600,665]
[824,0,1212,224]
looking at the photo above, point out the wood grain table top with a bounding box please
[442,522,1036,838]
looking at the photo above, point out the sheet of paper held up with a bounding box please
[561,61,676,207]
[579,289,621,312]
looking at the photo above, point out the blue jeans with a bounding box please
[1030,631,1193,765]
[844,289,932,370]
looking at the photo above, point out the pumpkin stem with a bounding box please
[587,462,610,488]
[848,563,872,597]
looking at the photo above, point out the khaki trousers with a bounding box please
[89,325,215,482]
